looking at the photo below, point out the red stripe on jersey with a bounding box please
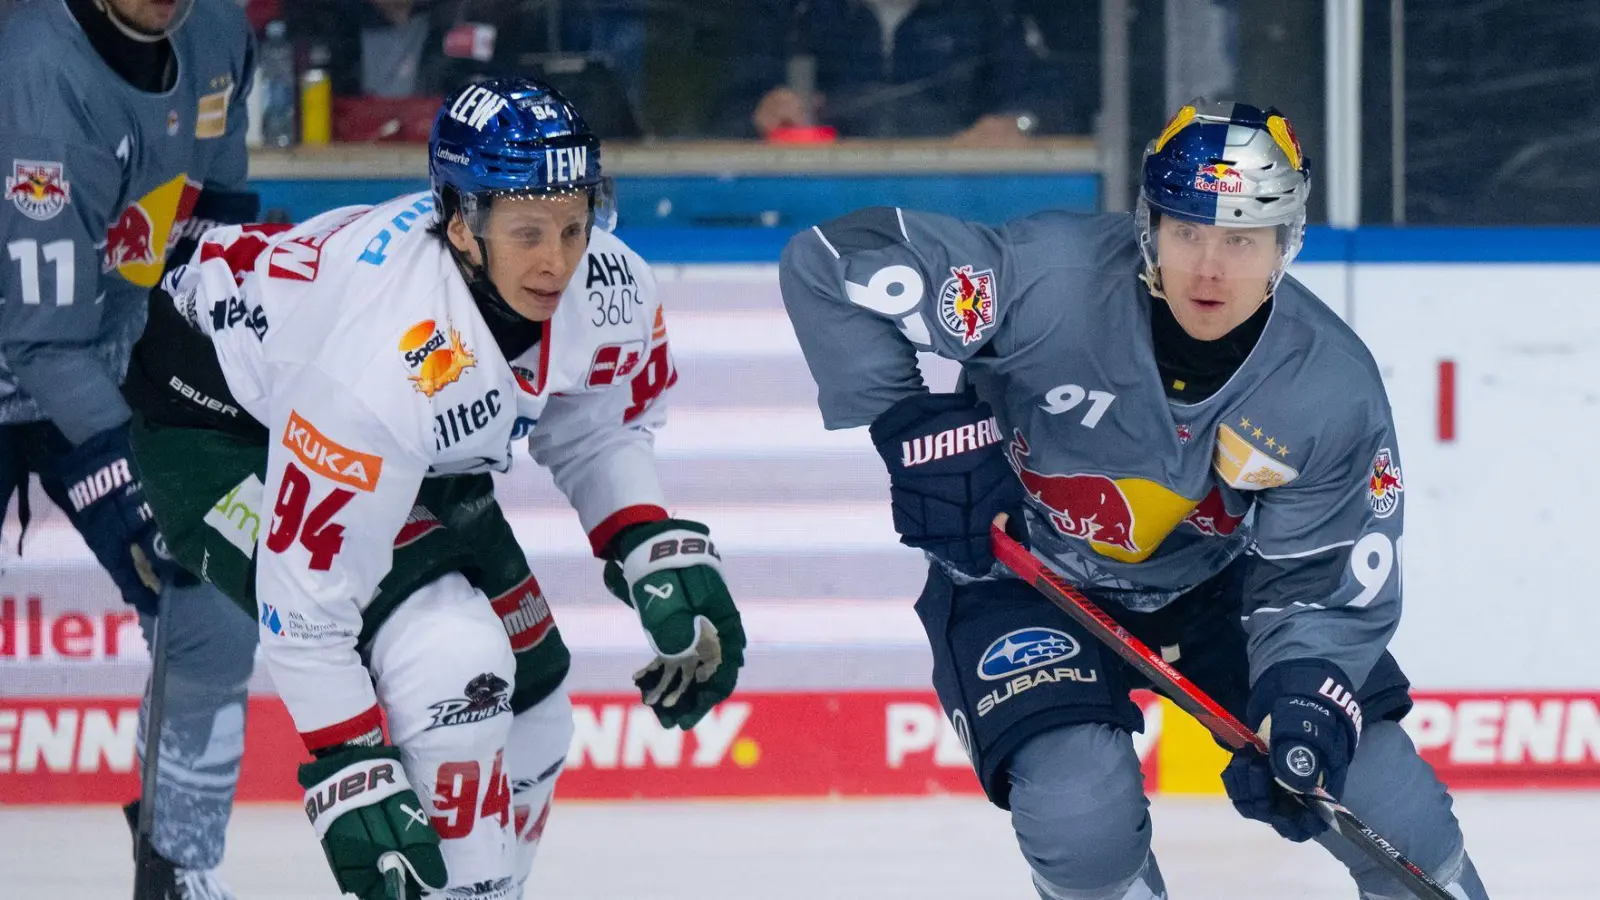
[299,705,384,753]
[588,504,669,557]
[490,574,556,652]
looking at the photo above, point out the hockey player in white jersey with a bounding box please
[121,78,747,900]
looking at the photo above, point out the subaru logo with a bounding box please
[977,627,1080,681]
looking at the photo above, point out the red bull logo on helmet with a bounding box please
[1194,163,1244,195]
[6,160,70,222]
[1266,114,1304,171]
[1369,448,1403,518]
[937,265,995,346]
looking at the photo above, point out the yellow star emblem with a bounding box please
[1277,444,1290,457]
[1252,427,1264,439]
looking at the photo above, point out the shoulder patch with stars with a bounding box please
[1212,417,1298,490]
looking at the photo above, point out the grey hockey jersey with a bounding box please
[780,207,1407,686]
[0,0,253,434]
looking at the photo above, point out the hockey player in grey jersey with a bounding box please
[780,100,1491,899]
[0,2,258,897]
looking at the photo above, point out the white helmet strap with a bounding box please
[92,0,194,43]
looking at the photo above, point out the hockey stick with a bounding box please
[379,851,409,900]
[990,517,1457,900]
[131,586,172,900]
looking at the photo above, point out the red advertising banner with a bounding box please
[0,690,1594,804]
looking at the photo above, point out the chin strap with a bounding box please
[446,234,544,359]
[93,0,192,42]
[447,235,525,325]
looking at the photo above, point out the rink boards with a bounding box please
[2,688,1599,804]
[4,254,1600,803]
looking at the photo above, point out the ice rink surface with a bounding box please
[3,792,1592,899]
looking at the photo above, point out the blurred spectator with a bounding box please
[718,0,1069,142]
[242,0,281,32]
[284,0,645,136]
[286,0,491,99]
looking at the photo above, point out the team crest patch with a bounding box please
[6,160,70,221]
[1369,448,1404,518]
[938,265,995,345]
[427,673,512,729]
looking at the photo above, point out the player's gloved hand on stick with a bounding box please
[869,388,1023,578]
[299,744,446,900]
[59,423,181,616]
[1221,659,1362,842]
[604,518,745,729]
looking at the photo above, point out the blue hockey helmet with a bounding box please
[429,77,617,235]
[1137,99,1311,293]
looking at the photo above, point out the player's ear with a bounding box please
[445,213,480,264]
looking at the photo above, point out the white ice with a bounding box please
[4,792,1592,898]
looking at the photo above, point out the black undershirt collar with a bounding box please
[65,0,175,94]
[478,294,544,361]
[1149,290,1273,404]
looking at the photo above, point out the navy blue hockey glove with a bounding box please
[869,389,1022,578]
[1222,659,1362,842]
[602,518,746,729]
[59,424,180,616]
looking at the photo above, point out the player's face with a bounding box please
[104,0,181,33]
[449,192,591,322]
[1154,218,1280,341]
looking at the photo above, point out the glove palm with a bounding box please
[603,518,745,729]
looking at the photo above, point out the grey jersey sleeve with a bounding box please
[204,6,255,192]
[0,69,131,439]
[779,206,1017,428]
[1241,393,1405,690]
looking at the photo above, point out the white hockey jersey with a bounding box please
[164,192,674,746]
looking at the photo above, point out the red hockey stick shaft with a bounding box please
[990,518,1456,900]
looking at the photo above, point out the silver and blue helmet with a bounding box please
[1137,99,1311,293]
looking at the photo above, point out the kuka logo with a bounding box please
[282,411,383,492]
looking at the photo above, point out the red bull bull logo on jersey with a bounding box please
[1006,430,1140,554]
[1369,448,1404,518]
[1194,163,1244,195]
[104,204,158,272]
[1181,487,1244,537]
[1005,428,1224,563]
[102,174,202,286]
[937,265,995,345]
[6,160,70,221]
